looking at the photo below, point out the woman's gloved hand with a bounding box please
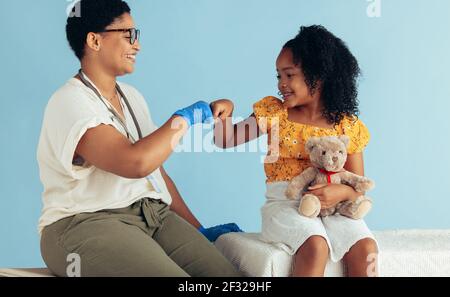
[173,101,214,127]
[198,223,243,242]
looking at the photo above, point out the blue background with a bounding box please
[1,0,449,267]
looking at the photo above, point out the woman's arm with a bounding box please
[161,166,243,240]
[160,166,202,228]
[75,115,188,179]
[76,100,216,179]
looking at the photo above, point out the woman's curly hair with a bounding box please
[283,25,361,125]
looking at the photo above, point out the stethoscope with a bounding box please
[76,69,161,193]
[77,69,142,142]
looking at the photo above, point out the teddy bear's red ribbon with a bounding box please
[318,168,340,184]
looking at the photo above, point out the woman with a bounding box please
[38,0,240,277]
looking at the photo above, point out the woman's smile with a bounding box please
[125,53,136,63]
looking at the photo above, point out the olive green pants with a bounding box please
[41,198,241,277]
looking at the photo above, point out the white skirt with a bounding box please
[260,182,377,262]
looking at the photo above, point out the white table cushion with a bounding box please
[0,268,55,277]
[215,229,450,277]
[3,229,449,277]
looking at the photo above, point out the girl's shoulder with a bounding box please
[338,115,370,154]
[339,115,369,132]
[253,96,284,118]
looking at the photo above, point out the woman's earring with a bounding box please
[277,91,282,96]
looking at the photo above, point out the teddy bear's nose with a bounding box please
[332,156,338,162]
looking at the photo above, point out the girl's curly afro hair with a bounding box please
[284,25,361,125]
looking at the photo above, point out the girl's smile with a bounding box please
[281,91,295,100]
[276,48,314,109]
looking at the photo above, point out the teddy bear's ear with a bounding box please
[305,137,319,153]
[338,135,350,148]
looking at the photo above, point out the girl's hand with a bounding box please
[210,99,234,121]
[304,183,354,209]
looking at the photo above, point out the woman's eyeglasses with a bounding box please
[101,28,140,45]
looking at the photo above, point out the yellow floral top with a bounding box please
[253,96,370,183]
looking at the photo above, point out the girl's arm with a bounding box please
[210,99,262,148]
[306,152,367,207]
[344,152,365,176]
[343,152,367,201]
[214,113,262,148]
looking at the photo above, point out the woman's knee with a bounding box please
[297,235,329,260]
[40,219,75,277]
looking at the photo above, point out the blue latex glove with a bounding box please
[173,100,213,127]
[198,223,243,242]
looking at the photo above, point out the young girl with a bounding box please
[212,25,378,277]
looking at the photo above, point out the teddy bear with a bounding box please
[285,135,374,219]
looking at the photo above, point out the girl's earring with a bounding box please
[277,91,282,96]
